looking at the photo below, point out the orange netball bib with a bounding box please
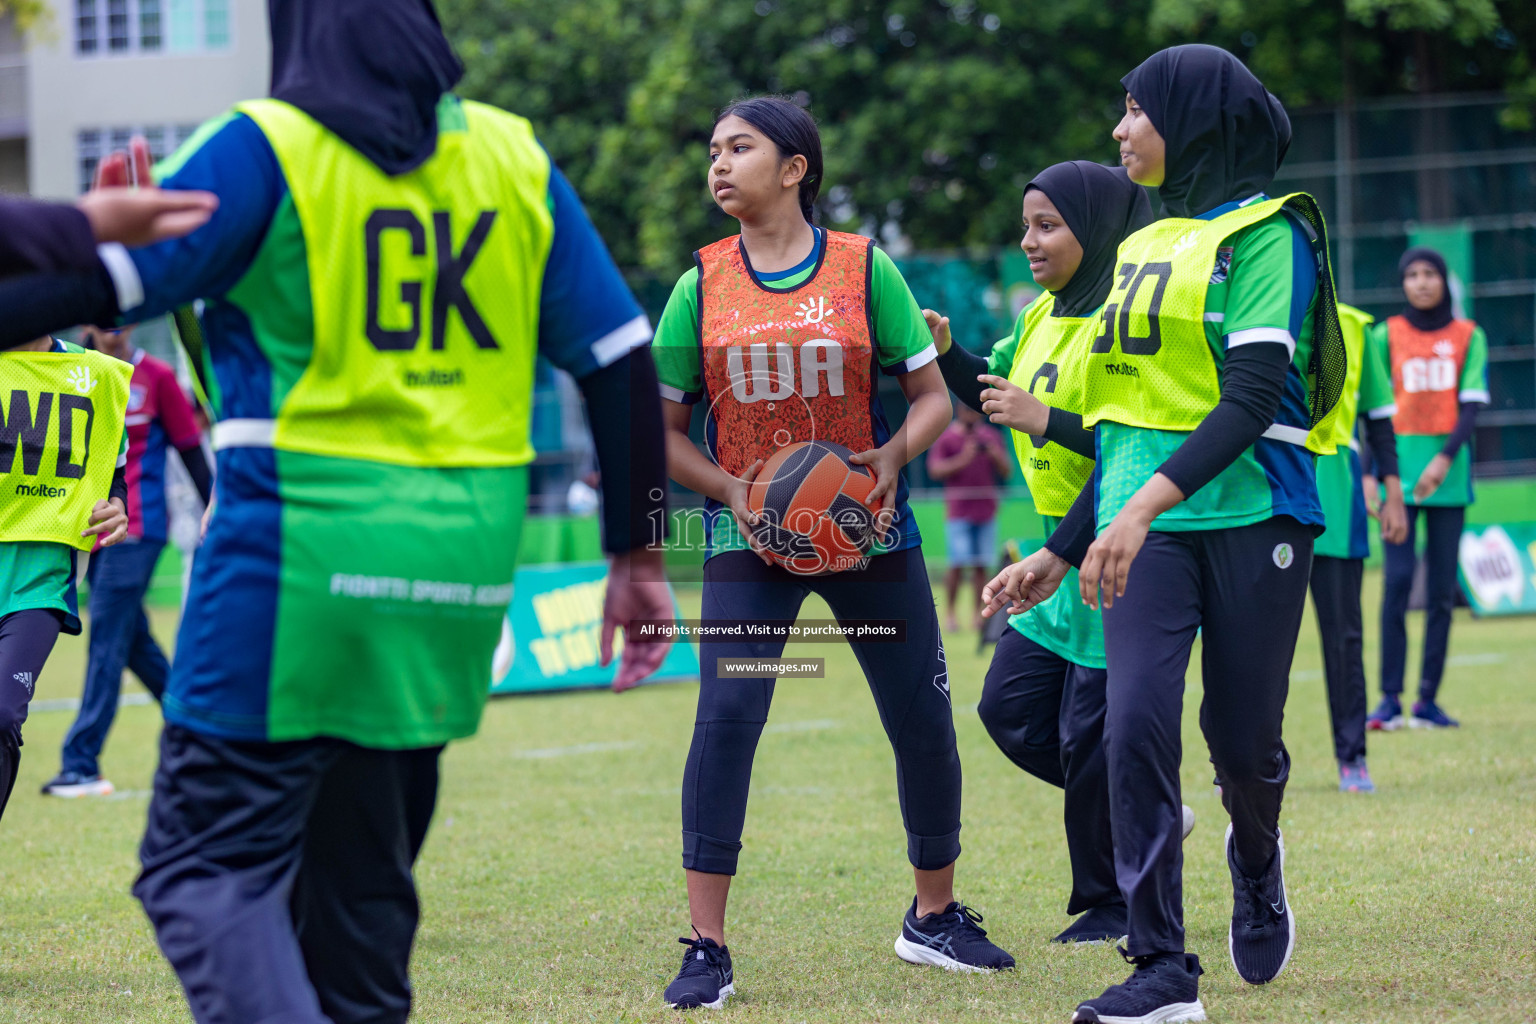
[1386,315,1476,436]
[697,231,876,478]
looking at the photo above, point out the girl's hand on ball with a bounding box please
[729,460,773,565]
[84,498,129,548]
[976,374,1048,435]
[849,445,901,540]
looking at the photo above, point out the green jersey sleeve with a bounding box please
[1359,319,1396,420]
[986,324,1022,378]
[653,268,703,404]
[118,425,129,468]
[1460,325,1491,404]
[870,247,939,374]
[1219,216,1312,361]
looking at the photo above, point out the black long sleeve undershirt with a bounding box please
[578,347,669,554]
[1045,479,1096,568]
[177,444,214,506]
[1440,401,1481,459]
[1045,407,1096,459]
[109,461,127,511]
[936,343,988,413]
[1359,413,1399,479]
[935,343,1096,458]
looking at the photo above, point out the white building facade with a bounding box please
[15,0,266,199]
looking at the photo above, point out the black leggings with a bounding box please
[0,609,63,821]
[978,629,1115,915]
[682,547,961,875]
[1380,504,1465,703]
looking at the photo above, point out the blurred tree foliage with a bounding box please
[438,0,1536,273]
[0,0,48,30]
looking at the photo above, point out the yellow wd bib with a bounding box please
[235,97,555,468]
[1081,193,1348,455]
[0,348,131,550]
[1007,294,1097,517]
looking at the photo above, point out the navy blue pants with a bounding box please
[134,725,442,1024]
[0,609,62,821]
[683,547,961,875]
[1101,516,1312,956]
[62,540,170,776]
[1310,556,1368,763]
[1380,504,1464,703]
[978,628,1115,916]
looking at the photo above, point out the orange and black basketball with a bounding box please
[747,440,879,574]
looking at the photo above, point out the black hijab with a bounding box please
[1121,45,1292,218]
[1025,161,1154,318]
[1398,247,1455,331]
[269,0,464,175]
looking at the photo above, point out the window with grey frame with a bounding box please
[74,0,228,55]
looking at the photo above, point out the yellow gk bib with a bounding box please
[234,97,556,468]
[1007,294,1097,517]
[1081,193,1348,455]
[0,348,131,550]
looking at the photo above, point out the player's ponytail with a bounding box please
[716,95,823,224]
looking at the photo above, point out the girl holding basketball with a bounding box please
[652,95,1012,1009]
[924,160,1159,946]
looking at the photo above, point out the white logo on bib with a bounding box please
[67,364,96,394]
[1272,543,1294,569]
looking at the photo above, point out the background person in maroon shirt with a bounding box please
[928,405,1011,632]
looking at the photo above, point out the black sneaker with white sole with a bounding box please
[1052,901,1129,944]
[1072,949,1205,1024]
[1226,824,1295,985]
[894,899,1014,972]
[39,771,114,797]
[664,935,733,1010]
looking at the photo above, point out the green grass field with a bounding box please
[1,573,1532,1023]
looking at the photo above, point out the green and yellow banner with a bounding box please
[491,562,699,693]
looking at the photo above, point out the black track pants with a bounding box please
[1380,504,1464,703]
[1309,556,1368,763]
[978,628,1116,915]
[1101,516,1313,956]
[135,725,442,1024]
[682,546,961,875]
